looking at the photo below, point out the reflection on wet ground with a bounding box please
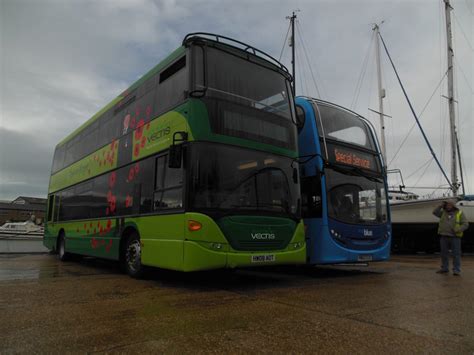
[1,254,473,353]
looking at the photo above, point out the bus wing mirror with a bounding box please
[168,131,188,169]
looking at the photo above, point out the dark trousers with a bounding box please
[439,235,461,273]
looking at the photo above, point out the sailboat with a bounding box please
[372,0,473,252]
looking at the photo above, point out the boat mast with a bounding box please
[444,0,458,196]
[287,11,297,94]
[373,23,387,162]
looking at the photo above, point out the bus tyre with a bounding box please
[58,234,70,261]
[122,232,144,278]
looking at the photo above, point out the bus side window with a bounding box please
[154,155,183,210]
[156,55,188,113]
[52,145,66,173]
[301,176,322,218]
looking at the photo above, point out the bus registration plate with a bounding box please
[358,254,373,262]
[251,254,275,263]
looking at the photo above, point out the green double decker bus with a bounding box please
[44,33,306,276]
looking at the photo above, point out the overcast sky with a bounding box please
[1,0,472,200]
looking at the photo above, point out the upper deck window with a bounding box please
[193,45,296,151]
[313,103,376,151]
[205,47,292,120]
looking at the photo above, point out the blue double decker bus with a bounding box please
[296,97,391,264]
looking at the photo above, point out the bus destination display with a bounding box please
[327,144,378,171]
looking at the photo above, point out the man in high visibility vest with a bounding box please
[432,199,469,275]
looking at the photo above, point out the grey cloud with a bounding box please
[0,128,52,199]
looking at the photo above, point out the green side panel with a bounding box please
[132,111,194,161]
[217,215,297,251]
[49,140,118,193]
[57,46,186,148]
[43,218,120,260]
[135,214,186,271]
[184,99,298,158]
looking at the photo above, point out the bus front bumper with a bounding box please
[182,240,306,272]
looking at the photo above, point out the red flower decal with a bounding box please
[134,143,140,157]
[128,167,135,182]
[130,117,136,129]
[91,237,97,249]
[106,219,112,232]
[125,195,132,208]
[134,163,140,174]
[108,172,116,188]
[141,136,146,148]
[109,196,116,213]
[135,119,145,140]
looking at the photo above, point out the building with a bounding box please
[0,196,46,225]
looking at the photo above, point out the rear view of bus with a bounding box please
[44,33,305,276]
[296,97,391,264]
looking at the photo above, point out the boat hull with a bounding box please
[390,197,474,253]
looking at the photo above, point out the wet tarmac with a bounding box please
[1,253,473,353]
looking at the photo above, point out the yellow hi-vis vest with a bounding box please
[438,210,464,237]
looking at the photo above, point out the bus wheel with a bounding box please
[123,232,143,278]
[58,233,70,261]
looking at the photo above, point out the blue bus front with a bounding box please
[296,97,391,264]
